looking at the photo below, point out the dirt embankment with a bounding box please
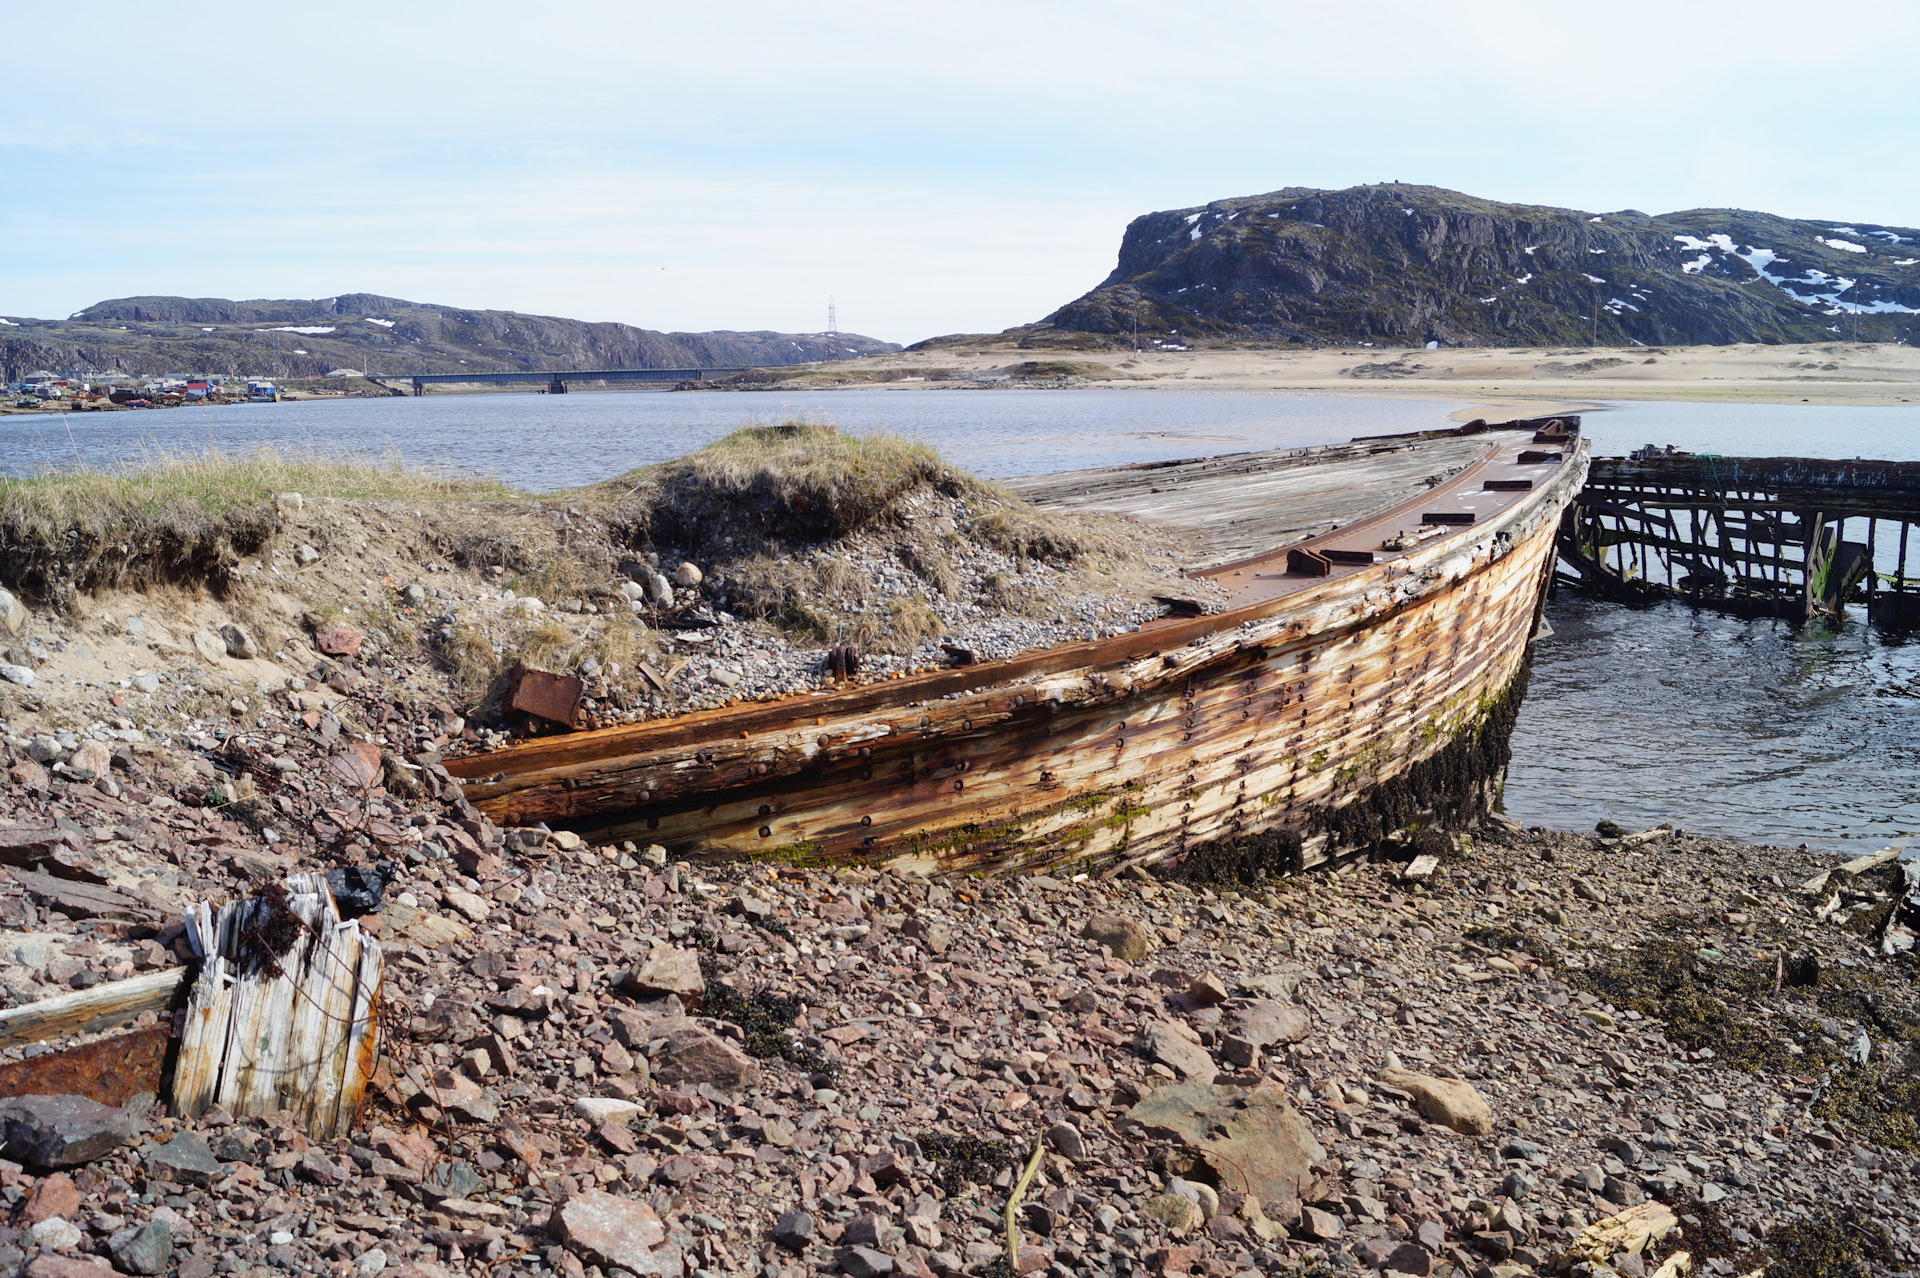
[0,427,1212,759]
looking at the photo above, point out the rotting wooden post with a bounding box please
[171,874,382,1140]
[1865,517,1877,611]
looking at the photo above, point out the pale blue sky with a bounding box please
[4,0,1916,344]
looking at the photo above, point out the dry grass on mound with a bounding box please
[0,448,515,603]
[604,421,1132,567]
[0,446,510,529]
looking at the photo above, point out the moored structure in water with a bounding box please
[1560,453,1920,626]
[445,418,1588,878]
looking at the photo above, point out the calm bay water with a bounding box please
[4,385,1918,849]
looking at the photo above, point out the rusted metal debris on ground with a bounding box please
[507,663,585,732]
[0,1025,173,1107]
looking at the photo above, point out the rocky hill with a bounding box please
[0,292,898,382]
[1020,184,1920,349]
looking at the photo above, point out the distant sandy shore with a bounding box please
[767,340,1920,411]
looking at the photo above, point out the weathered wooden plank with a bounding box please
[0,969,187,1048]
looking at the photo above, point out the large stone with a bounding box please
[652,1026,760,1091]
[1301,1206,1343,1241]
[146,1132,224,1185]
[1238,971,1302,1001]
[1555,1202,1679,1268]
[1378,1067,1494,1136]
[20,1172,79,1224]
[190,629,226,663]
[65,740,112,779]
[108,1219,173,1275]
[620,947,705,1004]
[1082,913,1153,961]
[839,1247,894,1278]
[1125,1082,1324,1225]
[672,563,703,588]
[1228,1000,1311,1047]
[28,1216,82,1251]
[772,1210,815,1252]
[0,664,35,688]
[574,1097,645,1125]
[219,624,258,659]
[24,1255,115,1278]
[550,1190,681,1276]
[423,1069,499,1123]
[0,1095,134,1168]
[1140,1019,1216,1084]
[314,623,363,657]
[1141,1194,1204,1231]
[441,887,491,923]
[1188,974,1229,1005]
[0,587,26,635]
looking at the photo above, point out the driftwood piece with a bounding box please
[171,874,383,1139]
[0,969,187,1048]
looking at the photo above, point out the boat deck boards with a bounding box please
[1005,436,1494,568]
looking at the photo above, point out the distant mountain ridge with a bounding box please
[0,293,898,382]
[1019,184,1920,348]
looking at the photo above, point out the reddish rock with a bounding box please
[550,1189,681,1276]
[651,1026,760,1091]
[24,1256,117,1277]
[20,1172,80,1224]
[620,946,705,1004]
[314,623,364,657]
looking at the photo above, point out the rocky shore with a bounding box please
[0,649,1913,1278]
[0,437,1913,1278]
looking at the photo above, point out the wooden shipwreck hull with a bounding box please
[447,424,1591,876]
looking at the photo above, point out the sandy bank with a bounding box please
[735,342,1920,410]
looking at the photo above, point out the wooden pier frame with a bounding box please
[1559,455,1920,625]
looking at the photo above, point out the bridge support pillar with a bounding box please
[411,379,424,397]
[549,376,567,394]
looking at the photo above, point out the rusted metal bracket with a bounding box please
[507,663,585,732]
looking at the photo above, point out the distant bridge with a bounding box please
[393,367,747,396]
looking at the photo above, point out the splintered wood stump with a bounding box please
[171,874,382,1139]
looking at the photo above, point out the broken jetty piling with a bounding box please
[1559,453,1920,625]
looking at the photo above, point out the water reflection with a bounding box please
[1506,594,1920,849]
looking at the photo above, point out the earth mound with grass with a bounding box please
[602,424,1203,653]
[0,427,1210,739]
